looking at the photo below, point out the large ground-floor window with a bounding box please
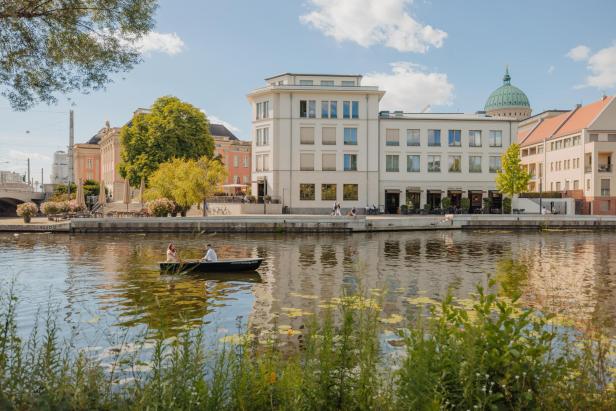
[299,184,315,200]
[343,184,358,201]
[321,184,337,201]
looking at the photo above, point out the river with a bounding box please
[1,230,616,350]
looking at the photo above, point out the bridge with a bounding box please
[0,184,45,216]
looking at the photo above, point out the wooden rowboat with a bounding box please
[160,258,263,274]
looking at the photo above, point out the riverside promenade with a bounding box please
[3,214,616,233]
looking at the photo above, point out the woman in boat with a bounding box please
[166,243,178,262]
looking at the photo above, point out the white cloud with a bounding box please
[200,110,241,134]
[300,0,447,53]
[9,149,51,162]
[547,65,555,75]
[568,43,616,89]
[132,31,185,55]
[566,45,591,61]
[363,62,454,111]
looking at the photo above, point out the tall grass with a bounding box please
[1,279,615,410]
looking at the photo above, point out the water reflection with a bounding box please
[2,230,616,347]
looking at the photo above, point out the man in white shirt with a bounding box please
[203,244,218,262]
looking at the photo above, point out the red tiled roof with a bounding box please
[520,112,570,147]
[554,96,614,138]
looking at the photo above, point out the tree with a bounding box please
[145,156,226,216]
[0,0,157,110]
[495,143,531,212]
[119,96,215,187]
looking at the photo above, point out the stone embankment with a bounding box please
[3,214,616,234]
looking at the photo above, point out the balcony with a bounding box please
[598,164,612,172]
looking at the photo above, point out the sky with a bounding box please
[1,0,616,184]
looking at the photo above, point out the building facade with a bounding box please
[519,96,616,214]
[211,124,252,187]
[247,72,523,213]
[379,113,517,213]
[51,150,70,185]
[99,125,128,201]
[73,143,100,183]
[247,73,384,212]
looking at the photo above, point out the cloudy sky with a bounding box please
[1,0,615,183]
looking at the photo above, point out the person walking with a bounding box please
[335,201,342,216]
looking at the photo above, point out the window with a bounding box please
[344,154,357,171]
[343,101,350,119]
[300,153,314,171]
[341,80,355,87]
[565,180,570,190]
[428,129,441,146]
[489,156,501,173]
[448,130,461,147]
[386,129,400,146]
[352,101,359,119]
[344,128,357,145]
[587,179,591,190]
[256,101,269,119]
[406,129,420,146]
[256,154,269,171]
[574,180,579,190]
[601,179,610,196]
[243,175,249,184]
[300,100,316,118]
[243,156,249,168]
[321,101,337,118]
[299,79,313,86]
[322,127,336,145]
[343,184,358,200]
[256,128,270,146]
[448,155,461,172]
[87,159,93,169]
[300,127,315,144]
[386,155,399,172]
[300,184,315,200]
[407,155,420,172]
[428,155,441,172]
[555,182,561,191]
[322,153,336,171]
[320,80,334,86]
[469,156,482,173]
[469,130,482,147]
[321,184,337,200]
[489,130,502,147]
[233,156,239,167]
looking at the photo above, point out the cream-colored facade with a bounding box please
[519,96,616,214]
[247,73,384,212]
[379,113,517,213]
[100,125,128,202]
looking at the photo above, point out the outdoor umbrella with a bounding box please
[139,177,145,208]
[123,179,131,211]
[98,180,106,206]
[76,179,86,209]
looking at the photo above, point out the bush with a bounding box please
[503,197,512,213]
[146,198,174,217]
[460,197,470,212]
[67,200,85,213]
[56,201,70,213]
[40,202,59,215]
[441,197,451,210]
[246,195,256,203]
[16,202,38,217]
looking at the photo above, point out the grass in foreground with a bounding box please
[1,279,615,410]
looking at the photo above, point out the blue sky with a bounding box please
[1,0,615,183]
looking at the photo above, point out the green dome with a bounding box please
[484,68,530,112]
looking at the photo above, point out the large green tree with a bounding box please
[496,143,531,212]
[0,0,158,110]
[119,96,215,187]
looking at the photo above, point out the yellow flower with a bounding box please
[380,314,404,324]
[268,371,277,384]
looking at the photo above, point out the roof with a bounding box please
[518,112,569,146]
[209,123,238,140]
[380,112,517,122]
[265,72,363,80]
[485,67,530,111]
[554,96,614,138]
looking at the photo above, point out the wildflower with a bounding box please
[515,375,519,380]
[268,371,276,384]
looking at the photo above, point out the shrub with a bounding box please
[441,197,451,210]
[146,198,174,217]
[460,197,470,212]
[40,202,59,215]
[56,201,70,213]
[246,195,256,203]
[16,202,38,217]
[68,200,85,212]
[519,192,563,199]
[503,197,512,213]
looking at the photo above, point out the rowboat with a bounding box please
[159,258,263,274]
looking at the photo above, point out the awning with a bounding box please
[222,184,247,188]
[385,189,401,193]
[427,189,444,193]
[447,189,463,193]
[405,187,421,192]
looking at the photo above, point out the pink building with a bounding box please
[211,124,252,188]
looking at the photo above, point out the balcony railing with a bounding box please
[598,164,612,172]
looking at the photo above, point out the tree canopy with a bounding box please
[496,143,531,203]
[119,96,215,187]
[0,0,157,110]
[145,156,226,214]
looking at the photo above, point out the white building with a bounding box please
[51,150,70,185]
[247,73,384,213]
[247,72,520,214]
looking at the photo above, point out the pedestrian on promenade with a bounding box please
[335,201,342,216]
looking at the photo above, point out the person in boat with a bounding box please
[166,243,178,262]
[202,244,218,262]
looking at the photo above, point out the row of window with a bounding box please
[386,129,503,148]
[227,155,250,168]
[549,180,581,192]
[300,100,359,119]
[255,154,270,172]
[230,175,250,184]
[297,79,356,87]
[385,154,501,173]
[550,158,580,172]
[299,183,359,201]
[256,101,269,120]
[256,128,270,146]
[300,126,358,145]
[549,135,581,152]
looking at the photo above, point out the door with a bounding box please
[385,192,400,214]
[470,192,483,213]
[405,191,420,209]
[448,191,462,208]
[427,192,441,210]
[257,182,265,203]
